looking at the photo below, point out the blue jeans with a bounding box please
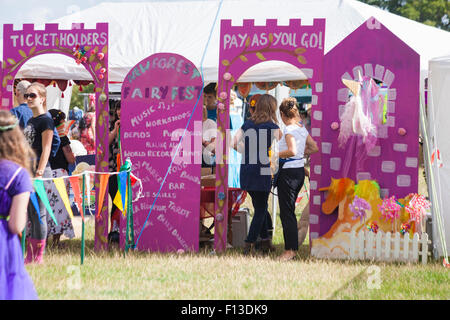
[27,165,52,240]
[245,190,271,243]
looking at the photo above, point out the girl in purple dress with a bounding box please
[0,110,38,299]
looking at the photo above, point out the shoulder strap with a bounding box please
[5,167,22,191]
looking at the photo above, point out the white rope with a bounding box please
[32,170,122,181]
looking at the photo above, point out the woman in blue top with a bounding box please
[231,94,281,255]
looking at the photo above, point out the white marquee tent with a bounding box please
[426,54,450,259]
[2,0,450,91]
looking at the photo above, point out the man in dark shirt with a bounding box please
[10,80,32,129]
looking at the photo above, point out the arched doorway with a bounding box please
[2,23,110,250]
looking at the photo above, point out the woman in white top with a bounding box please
[276,97,318,261]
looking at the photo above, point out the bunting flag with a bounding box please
[29,192,43,224]
[96,173,109,219]
[116,153,121,173]
[69,176,84,220]
[56,120,75,137]
[33,179,58,226]
[85,173,91,207]
[113,186,128,214]
[130,172,138,187]
[113,171,128,215]
[119,171,127,211]
[53,177,74,219]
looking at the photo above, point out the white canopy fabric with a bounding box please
[427,54,450,258]
[2,0,450,89]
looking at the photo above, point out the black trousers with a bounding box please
[108,175,119,218]
[277,167,305,251]
[246,190,271,243]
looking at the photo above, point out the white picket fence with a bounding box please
[349,230,430,264]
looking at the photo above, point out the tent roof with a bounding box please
[430,54,450,64]
[2,0,450,87]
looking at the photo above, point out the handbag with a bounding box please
[272,158,297,188]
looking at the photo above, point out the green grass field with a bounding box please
[26,214,449,300]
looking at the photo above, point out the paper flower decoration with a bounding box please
[405,193,430,224]
[97,52,105,60]
[72,45,87,63]
[217,103,225,111]
[223,72,232,81]
[400,222,411,236]
[398,128,407,136]
[331,122,339,130]
[219,91,228,100]
[378,196,401,222]
[349,196,371,222]
[367,221,379,233]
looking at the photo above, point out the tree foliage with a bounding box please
[69,83,95,111]
[358,0,450,31]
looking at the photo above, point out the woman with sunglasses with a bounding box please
[22,82,56,264]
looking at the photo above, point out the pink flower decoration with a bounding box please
[81,57,87,63]
[217,103,225,111]
[98,74,104,80]
[379,196,401,222]
[405,193,430,223]
[97,52,105,60]
[90,49,96,55]
[75,59,81,65]
[219,92,228,100]
[349,196,371,222]
[331,122,339,130]
[223,72,232,81]
[99,68,106,74]
[398,128,407,136]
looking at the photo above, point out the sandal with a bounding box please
[278,250,296,261]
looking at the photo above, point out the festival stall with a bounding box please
[1,2,446,262]
[120,52,204,252]
[1,23,112,251]
[210,16,433,263]
[215,18,325,251]
[310,17,429,262]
